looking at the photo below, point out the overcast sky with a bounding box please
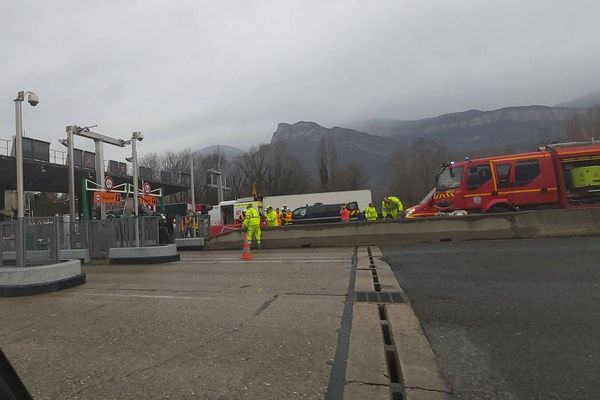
[1,0,599,159]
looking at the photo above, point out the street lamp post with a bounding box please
[190,154,196,238]
[65,126,76,222]
[130,132,143,246]
[14,91,39,267]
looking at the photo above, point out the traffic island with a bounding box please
[0,259,85,297]
[175,237,205,251]
[108,244,180,264]
[2,249,91,265]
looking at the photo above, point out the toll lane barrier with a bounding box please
[204,208,600,250]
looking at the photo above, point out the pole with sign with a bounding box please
[104,176,114,191]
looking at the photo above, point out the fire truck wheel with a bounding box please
[486,204,516,214]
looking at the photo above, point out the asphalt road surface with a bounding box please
[383,237,600,400]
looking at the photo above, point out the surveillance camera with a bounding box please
[133,132,144,141]
[27,92,39,106]
[125,157,133,162]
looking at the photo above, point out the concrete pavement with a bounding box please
[1,248,353,399]
[1,245,459,399]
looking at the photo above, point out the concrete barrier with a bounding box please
[3,249,91,264]
[2,250,52,264]
[175,237,205,251]
[60,248,91,264]
[204,208,600,250]
[0,260,85,297]
[108,244,180,264]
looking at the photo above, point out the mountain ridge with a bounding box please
[556,89,600,108]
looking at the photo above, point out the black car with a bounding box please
[291,201,361,225]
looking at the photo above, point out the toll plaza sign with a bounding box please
[94,192,121,204]
[141,195,157,206]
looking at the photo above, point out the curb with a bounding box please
[343,246,451,399]
[0,272,86,297]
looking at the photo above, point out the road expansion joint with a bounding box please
[346,380,389,387]
[403,385,452,394]
[325,247,359,400]
[341,247,450,399]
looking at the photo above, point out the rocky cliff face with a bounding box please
[272,121,392,156]
[271,121,394,189]
[266,100,594,193]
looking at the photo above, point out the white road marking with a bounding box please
[182,259,349,264]
[76,292,209,300]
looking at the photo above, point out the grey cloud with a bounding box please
[1,0,599,160]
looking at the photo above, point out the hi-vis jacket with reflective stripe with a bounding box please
[243,207,261,227]
[364,206,378,220]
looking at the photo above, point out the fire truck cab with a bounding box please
[427,141,600,214]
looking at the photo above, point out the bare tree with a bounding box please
[387,138,448,205]
[317,137,337,191]
[139,152,163,180]
[236,145,271,195]
[332,162,367,191]
[265,142,309,195]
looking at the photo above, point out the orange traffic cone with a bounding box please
[240,233,253,260]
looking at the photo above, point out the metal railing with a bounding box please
[172,215,210,240]
[0,138,10,157]
[89,216,161,257]
[108,216,160,248]
[0,136,187,186]
[1,217,61,266]
[59,220,90,250]
[1,215,176,264]
[50,149,67,165]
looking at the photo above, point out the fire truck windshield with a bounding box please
[420,188,435,204]
[436,166,464,191]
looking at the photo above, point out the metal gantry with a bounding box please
[63,126,144,246]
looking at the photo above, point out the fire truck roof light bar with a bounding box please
[540,139,597,150]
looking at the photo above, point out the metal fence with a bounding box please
[60,220,90,250]
[108,216,160,248]
[173,215,210,240]
[89,216,161,258]
[0,221,17,254]
[1,216,166,265]
[0,217,61,266]
[24,217,61,266]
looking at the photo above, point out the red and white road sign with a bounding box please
[104,176,114,191]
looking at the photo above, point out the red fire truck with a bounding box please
[406,141,600,217]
